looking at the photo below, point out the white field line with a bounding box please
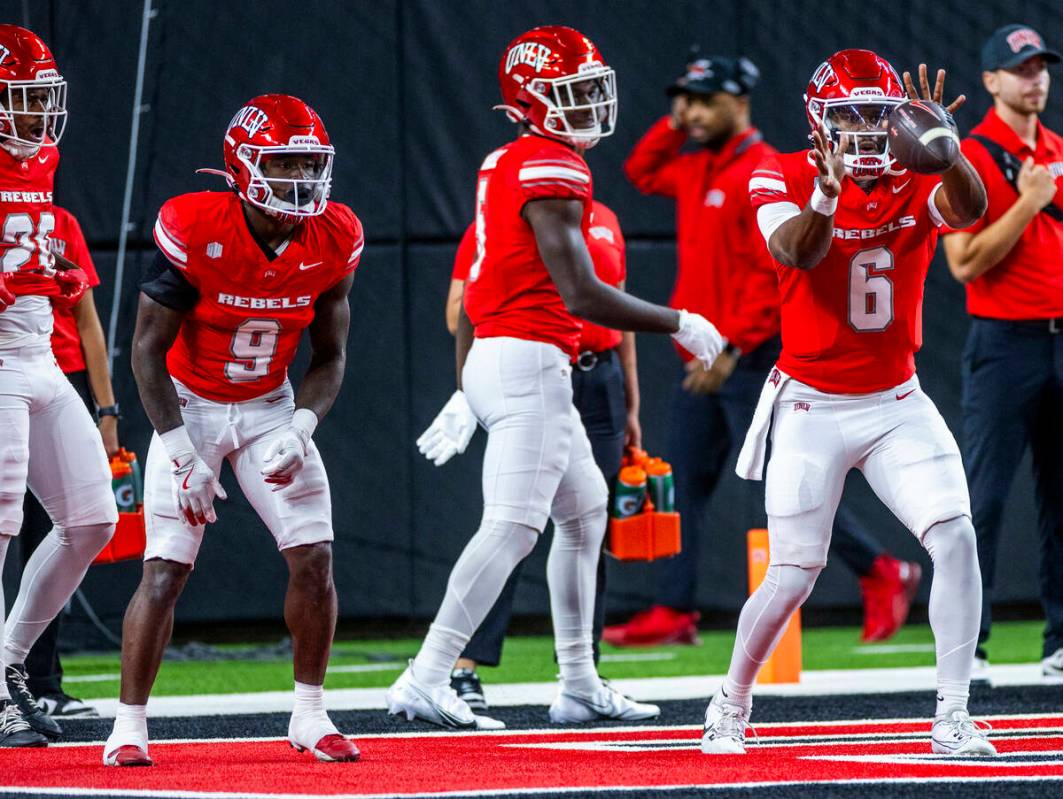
[78,662,1048,719]
[851,644,936,655]
[599,652,676,662]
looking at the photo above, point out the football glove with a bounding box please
[160,426,226,527]
[671,309,724,370]
[51,267,89,310]
[417,390,477,466]
[260,409,318,491]
[0,274,14,312]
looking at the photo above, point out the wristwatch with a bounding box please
[97,403,121,421]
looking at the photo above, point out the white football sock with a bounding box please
[923,516,980,715]
[724,563,822,708]
[289,681,338,743]
[412,517,538,686]
[105,702,148,753]
[3,522,114,665]
[548,505,607,697]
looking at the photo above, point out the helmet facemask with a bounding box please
[815,98,900,178]
[526,65,617,149]
[235,141,333,223]
[0,73,67,153]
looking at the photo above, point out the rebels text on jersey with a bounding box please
[153,191,363,402]
[750,151,946,393]
[0,143,61,295]
[462,135,593,359]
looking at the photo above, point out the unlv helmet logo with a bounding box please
[505,41,553,74]
[810,62,835,91]
[228,106,269,139]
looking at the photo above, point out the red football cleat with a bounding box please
[104,744,153,767]
[602,605,701,647]
[860,555,922,643]
[290,733,360,762]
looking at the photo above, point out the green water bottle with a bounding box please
[612,466,647,518]
[646,460,675,512]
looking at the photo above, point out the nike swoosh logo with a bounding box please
[896,389,916,401]
[38,155,48,165]
[409,681,475,728]
[298,261,323,271]
[182,464,195,490]
[892,180,912,194]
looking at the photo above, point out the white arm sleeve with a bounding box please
[756,201,802,244]
[927,183,946,228]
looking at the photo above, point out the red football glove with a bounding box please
[52,267,89,310]
[0,273,15,312]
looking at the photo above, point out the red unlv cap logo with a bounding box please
[1006,28,1043,53]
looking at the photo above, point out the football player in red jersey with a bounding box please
[387,26,722,729]
[700,51,995,757]
[103,95,363,767]
[0,24,117,748]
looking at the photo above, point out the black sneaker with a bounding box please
[0,700,47,747]
[5,665,62,739]
[450,668,488,712]
[35,691,99,718]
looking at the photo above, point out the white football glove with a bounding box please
[671,309,724,369]
[261,409,318,491]
[160,427,226,528]
[416,390,477,466]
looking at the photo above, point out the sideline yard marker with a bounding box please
[747,528,802,684]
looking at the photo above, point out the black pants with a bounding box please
[460,349,624,667]
[962,318,1063,658]
[656,338,883,611]
[18,369,94,696]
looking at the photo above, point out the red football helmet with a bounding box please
[216,94,333,223]
[0,24,67,152]
[804,49,905,178]
[497,25,617,149]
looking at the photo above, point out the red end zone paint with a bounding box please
[2,716,1062,797]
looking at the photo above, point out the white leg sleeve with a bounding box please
[2,522,115,665]
[412,517,539,686]
[0,534,10,701]
[923,516,981,712]
[723,564,822,707]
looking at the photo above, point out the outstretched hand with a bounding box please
[902,63,965,114]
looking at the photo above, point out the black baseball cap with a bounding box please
[666,55,759,98]
[981,24,1060,71]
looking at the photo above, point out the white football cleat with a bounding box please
[1042,647,1063,684]
[548,682,660,724]
[700,690,750,754]
[931,709,996,756]
[386,664,505,730]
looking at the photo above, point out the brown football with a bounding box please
[887,100,960,174]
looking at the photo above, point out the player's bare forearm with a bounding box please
[73,289,117,407]
[935,155,987,229]
[525,199,679,333]
[768,205,835,270]
[299,274,353,421]
[131,293,186,435]
[943,195,1040,284]
[455,303,474,390]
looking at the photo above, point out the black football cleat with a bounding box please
[5,664,62,739]
[0,700,47,747]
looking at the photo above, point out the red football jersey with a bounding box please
[454,199,624,355]
[49,206,100,373]
[462,135,593,359]
[154,191,364,402]
[0,143,61,294]
[750,151,944,393]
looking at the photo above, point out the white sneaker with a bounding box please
[700,690,750,754]
[931,709,996,756]
[386,664,505,730]
[1042,648,1063,684]
[548,682,660,723]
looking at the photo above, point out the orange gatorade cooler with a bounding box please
[94,450,147,565]
[608,453,681,562]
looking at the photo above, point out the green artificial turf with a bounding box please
[60,620,1044,700]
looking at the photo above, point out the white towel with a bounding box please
[735,367,789,481]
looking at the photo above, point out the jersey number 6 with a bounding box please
[848,246,894,333]
[226,318,280,382]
